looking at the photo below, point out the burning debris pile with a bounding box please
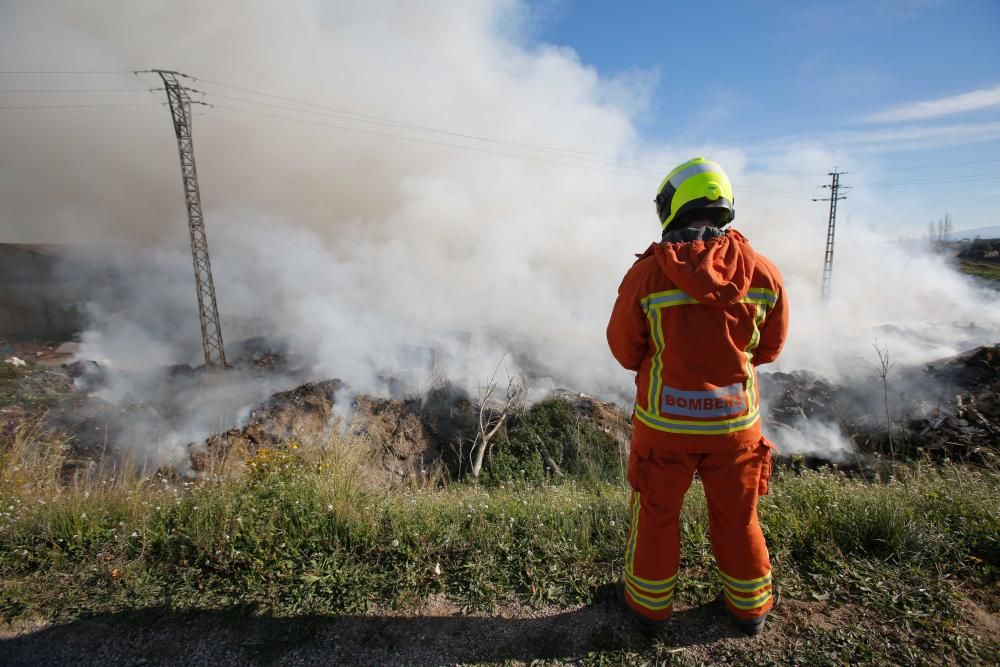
[190,380,471,480]
[761,344,1000,464]
[907,345,1000,459]
[3,337,999,483]
[194,379,344,473]
[193,380,628,484]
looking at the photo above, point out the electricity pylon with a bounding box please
[813,170,850,301]
[153,70,227,368]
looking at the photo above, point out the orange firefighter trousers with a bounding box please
[623,440,774,621]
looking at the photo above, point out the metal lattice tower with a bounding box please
[813,170,850,301]
[154,70,227,368]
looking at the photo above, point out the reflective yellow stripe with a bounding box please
[719,569,772,587]
[624,492,640,571]
[719,569,772,592]
[636,403,759,427]
[624,491,679,606]
[625,575,676,598]
[743,303,765,414]
[641,289,698,311]
[640,287,778,313]
[635,404,760,434]
[625,569,678,591]
[744,288,778,307]
[724,587,772,610]
[643,289,776,311]
[625,580,674,611]
[645,308,663,412]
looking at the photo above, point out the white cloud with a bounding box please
[832,120,1000,151]
[863,84,1000,123]
[750,121,1000,156]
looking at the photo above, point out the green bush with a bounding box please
[482,398,622,485]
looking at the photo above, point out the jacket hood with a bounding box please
[644,229,757,307]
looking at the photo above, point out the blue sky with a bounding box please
[531,0,1000,232]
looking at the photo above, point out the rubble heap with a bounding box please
[3,337,998,482]
[905,345,1000,459]
[195,380,344,471]
[760,344,1000,463]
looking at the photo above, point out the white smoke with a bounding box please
[770,420,855,464]
[2,1,998,466]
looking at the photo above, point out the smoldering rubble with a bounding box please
[761,343,1000,466]
[4,338,997,483]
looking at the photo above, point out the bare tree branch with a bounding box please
[873,341,897,467]
[469,356,524,480]
[531,432,564,477]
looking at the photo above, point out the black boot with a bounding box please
[732,612,767,637]
[616,581,667,636]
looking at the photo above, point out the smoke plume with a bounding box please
[2,1,998,465]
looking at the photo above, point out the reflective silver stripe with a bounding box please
[669,161,722,188]
[719,569,772,592]
[625,570,678,592]
[724,587,772,610]
[635,405,760,434]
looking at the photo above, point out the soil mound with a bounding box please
[5,341,998,482]
[195,379,343,471]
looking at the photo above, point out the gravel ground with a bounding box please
[2,593,998,665]
[0,591,788,666]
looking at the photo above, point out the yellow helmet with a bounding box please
[654,157,735,231]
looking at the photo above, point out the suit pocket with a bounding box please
[757,437,776,496]
[627,440,652,491]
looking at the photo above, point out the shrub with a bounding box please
[482,398,622,485]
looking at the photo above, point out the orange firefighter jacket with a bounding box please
[607,229,788,452]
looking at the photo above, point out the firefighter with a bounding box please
[607,157,788,636]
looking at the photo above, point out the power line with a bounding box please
[0,88,152,93]
[209,102,657,179]
[0,70,136,75]
[738,187,812,200]
[188,76,1000,181]
[209,103,816,199]
[0,102,161,111]
[0,78,716,181]
[0,81,813,198]
[848,158,1000,173]
[6,71,1000,180]
[204,90,662,172]
[9,69,996,202]
[855,174,1000,188]
[194,76,676,169]
[194,83,813,195]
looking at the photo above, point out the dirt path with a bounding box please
[2,593,996,666]
[0,597,785,666]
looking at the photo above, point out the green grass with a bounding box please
[0,361,26,406]
[959,258,1000,286]
[0,359,62,409]
[0,431,997,662]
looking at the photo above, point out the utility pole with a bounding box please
[152,70,227,368]
[813,170,850,300]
